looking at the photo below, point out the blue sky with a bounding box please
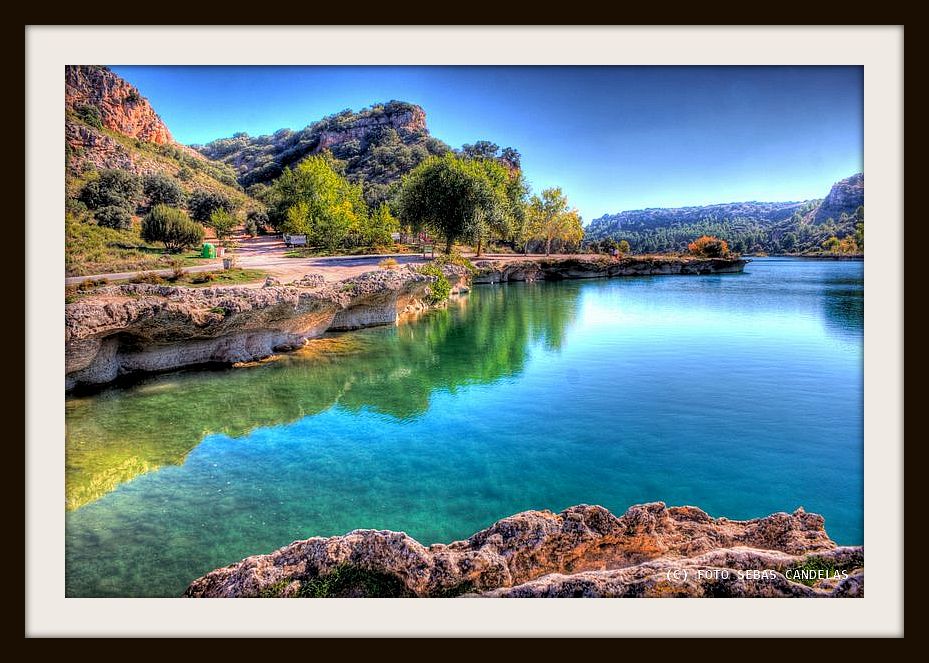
[110,66,863,223]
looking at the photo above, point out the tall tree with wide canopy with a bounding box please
[398,154,510,255]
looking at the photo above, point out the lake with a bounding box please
[65,257,864,597]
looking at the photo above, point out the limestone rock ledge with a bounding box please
[472,256,747,284]
[183,502,863,598]
[66,265,464,389]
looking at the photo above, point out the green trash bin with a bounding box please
[201,243,215,259]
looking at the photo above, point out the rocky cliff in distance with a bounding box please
[66,65,173,145]
[184,502,863,598]
[811,172,864,224]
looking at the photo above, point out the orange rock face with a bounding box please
[66,65,172,145]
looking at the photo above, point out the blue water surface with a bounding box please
[65,257,863,597]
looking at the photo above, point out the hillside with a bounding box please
[586,173,864,255]
[65,66,261,275]
[195,101,454,206]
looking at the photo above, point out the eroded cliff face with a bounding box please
[472,256,747,284]
[65,266,463,390]
[317,105,427,151]
[184,502,863,598]
[66,65,173,144]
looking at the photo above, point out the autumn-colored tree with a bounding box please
[688,235,730,257]
[525,187,584,256]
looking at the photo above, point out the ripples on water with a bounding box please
[65,257,863,596]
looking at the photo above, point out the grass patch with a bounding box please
[66,214,206,276]
[430,581,476,598]
[297,564,413,598]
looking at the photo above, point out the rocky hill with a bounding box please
[196,101,454,204]
[811,173,864,224]
[184,502,863,598]
[586,173,864,255]
[65,66,244,192]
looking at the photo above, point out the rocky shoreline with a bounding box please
[65,256,746,389]
[184,502,863,598]
[471,255,747,283]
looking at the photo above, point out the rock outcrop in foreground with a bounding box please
[184,503,863,598]
[471,256,747,284]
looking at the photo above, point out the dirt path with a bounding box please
[66,233,596,286]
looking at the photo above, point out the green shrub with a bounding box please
[76,104,103,129]
[188,190,235,223]
[207,208,237,242]
[94,205,133,230]
[79,169,141,211]
[143,173,185,208]
[141,204,204,253]
[417,263,451,304]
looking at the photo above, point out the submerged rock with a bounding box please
[184,502,862,598]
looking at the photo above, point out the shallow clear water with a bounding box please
[65,257,863,597]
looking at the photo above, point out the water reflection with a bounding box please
[65,283,582,510]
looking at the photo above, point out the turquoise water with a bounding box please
[65,257,863,597]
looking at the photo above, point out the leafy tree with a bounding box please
[143,174,185,208]
[79,169,141,211]
[688,235,730,257]
[366,204,400,247]
[398,154,507,254]
[855,221,864,250]
[207,208,238,243]
[141,205,204,253]
[617,239,631,254]
[525,187,584,256]
[245,209,269,236]
[94,205,133,230]
[500,147,522,169]
[188,190,235,223]
[461,141,500,160]
[268,155,368,252]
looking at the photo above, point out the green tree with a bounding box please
[143,174,185,208]
[93,205,132,230]
[525,187,584,256]
[366,204,400,247]
[855,221,864,251]
[188,190,235,223]
[398,154,509,255]
[207,208,237,243]
[141,205,204,253]
[79,169,141,211]
[617,239,631,254]
[268,155,368,252]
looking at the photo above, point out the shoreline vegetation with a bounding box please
[184,502,863,598]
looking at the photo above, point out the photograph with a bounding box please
[62,62,866,600]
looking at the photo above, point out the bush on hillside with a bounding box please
[94,205,133,230]
[141,204,204,253]
[143,173,185,207]
[79,169,142,211]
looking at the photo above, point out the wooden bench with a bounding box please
[283,234,308,247]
